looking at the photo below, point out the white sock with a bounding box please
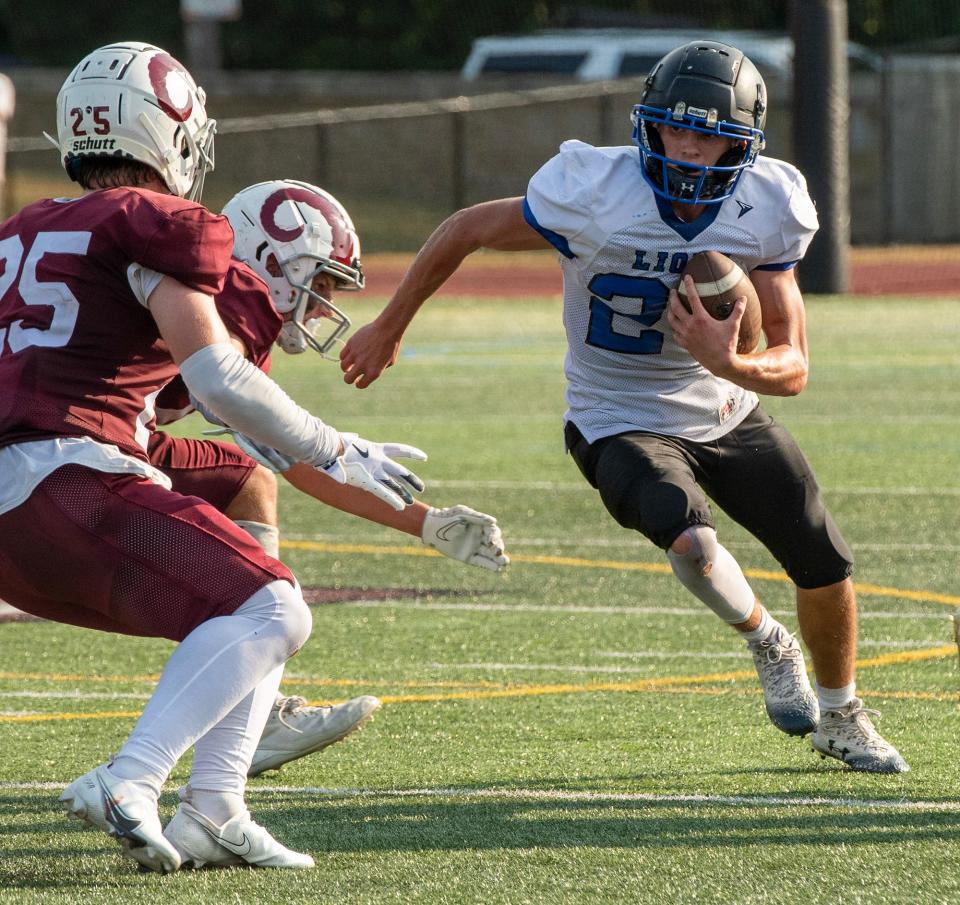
[187,789,246,825]
[189,664,285,798]
[112,580,310,791]
[233,520,280,559]
[816,681,856,711]
[105,755,163,801]
[739,606,787,644]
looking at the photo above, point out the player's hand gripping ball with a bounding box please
[678,251,762,354]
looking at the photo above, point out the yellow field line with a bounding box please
[3,645,950,693]
[280,539,960,608]
[0,670,163,684]
[0,710,145,723]
[855,645,958,668]
[1,645,953,723]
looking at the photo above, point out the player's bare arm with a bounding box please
[148,276,234,363]
[340,197,552,388]
[284,461,425,533]
[668,268,809,396]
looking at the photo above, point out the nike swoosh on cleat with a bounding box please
[216,831,253,857]
[97,777,143,841]
[354,446,370,458]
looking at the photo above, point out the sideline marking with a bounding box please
[1,781,957,812]
[280,540,960,608]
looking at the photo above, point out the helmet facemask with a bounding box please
[632,105,763,204]
[274,255,356,357]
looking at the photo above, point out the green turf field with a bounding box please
[2,294,959,904]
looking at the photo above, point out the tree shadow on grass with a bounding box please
[3,786,960,889]
[262,785,960,854]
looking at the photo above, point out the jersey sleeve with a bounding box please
[524,140,610,262]
[755,169,819,270]
[215,263,283,368]
[117,192,234,296]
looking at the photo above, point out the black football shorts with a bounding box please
[565,404,853,590]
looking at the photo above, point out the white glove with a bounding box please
[421,505,510,571]
[203,427,296,474]
[321,432,427,511]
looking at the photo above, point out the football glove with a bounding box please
[421,505,509,571]
[321,432,426,511]
[202,427,296,474]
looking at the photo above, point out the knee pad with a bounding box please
[666,526,755,625]
[235,579,312,657]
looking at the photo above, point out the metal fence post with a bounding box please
[792,0,850,293]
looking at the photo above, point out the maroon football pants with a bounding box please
[0,465,292,642]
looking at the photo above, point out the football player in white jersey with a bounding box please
[340,40,907,773]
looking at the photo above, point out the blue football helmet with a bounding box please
[632,41,766,205]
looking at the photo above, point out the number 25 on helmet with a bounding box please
[51,41,215,201]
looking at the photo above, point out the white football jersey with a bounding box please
[524,140,818,443]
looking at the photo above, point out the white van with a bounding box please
[460,29,881,83]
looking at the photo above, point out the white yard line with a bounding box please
[415,479,960,496]
[2,781,957,812]
[340,599,948,621]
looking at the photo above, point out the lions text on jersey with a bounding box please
[523,140,818,444]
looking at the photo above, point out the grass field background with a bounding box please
[2,293,959,903]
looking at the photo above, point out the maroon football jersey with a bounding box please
[154,259,282,424]
[0,188,233,459]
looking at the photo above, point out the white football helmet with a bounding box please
[223,180,363,357]
[53,41,215,200]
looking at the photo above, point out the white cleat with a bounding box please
[59,763,181,873]
[747,629,819,736]
[164,798,315,869]
[811,697,910,774]
[248,694,382,778]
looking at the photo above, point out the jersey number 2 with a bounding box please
[0,231,91,355]
[585,273,668,355]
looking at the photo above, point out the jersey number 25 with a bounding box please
[0,231,91,355]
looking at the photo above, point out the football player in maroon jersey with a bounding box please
[0,42,426,872]
[145,179,509,782]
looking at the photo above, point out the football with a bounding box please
[677,251,762,354]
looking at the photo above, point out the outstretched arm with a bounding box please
[339,197,552,388]
[283,463,508,571]
[149,276,425,510]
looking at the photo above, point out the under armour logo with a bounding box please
[735,201,753,219]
